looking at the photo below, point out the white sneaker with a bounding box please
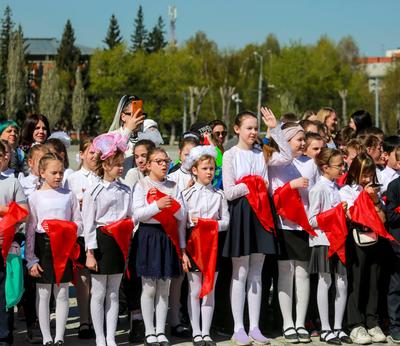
[350,326,372,345]
[367,326,387,343]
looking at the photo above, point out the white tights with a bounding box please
[90,274,123,346]
[36,283,69,344]
[141,277,171,343]
[187,272,218,337]
[278,260,310,334]
[231,254,265,332]
[317,273,348,331]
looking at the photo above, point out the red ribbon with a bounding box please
[350,190,395,241]
[237,175,274,233]
[100,218,134,278]
[316,204,348,264]
[0,202,28,264]
[186,218,219,298]
[273,182,316,236]
[146,189,182,258]
[41,219,78,285]
[336,172,348,188]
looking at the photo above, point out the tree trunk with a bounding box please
[169,122,176,145]
[219,85,235,134]
[188,86,209,125]
[338,89,348,125]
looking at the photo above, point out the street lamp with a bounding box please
[232,93,242,115]
[253,51,263,130]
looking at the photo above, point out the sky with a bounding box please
[4,0,400,56]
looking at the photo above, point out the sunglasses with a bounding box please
[213,131,227,137]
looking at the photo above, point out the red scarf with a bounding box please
[146,189,182,258]
[316,204,348,264]
[273,182,316,236]
[237,175,274,233]
[186,218,219,298]
[0,202,28,264]
[350,190,395,241]
[41,219,78,285]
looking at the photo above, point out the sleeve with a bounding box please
[132,183,160,222]
[82,191,98,250]
[268,127,293,166]
[25,196,39,269]
[222,150,249,201]
[174,188,186,221]
[121,127,132,144]
[71,193,83,237]
[339,186,356,208]
[386,180,400,227]
[13,179,27,205]
[178,192,188,248]
[217,192,230,232]
[308,186,323,229]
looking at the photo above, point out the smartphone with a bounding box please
[131,99,143,116]
[370,183,383,188]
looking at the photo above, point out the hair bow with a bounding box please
[92,132,128,160]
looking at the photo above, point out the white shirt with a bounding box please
[122,167,145,189]
[62,168,74,189]
[168,167,193,192]
[222,126,293,202]
[339,184,363,208]
[19,173,40,198]
[67,167,99,201]
[82,179,133,251]
[269,156,320,230]
[308,176,341,246]
[25,188,82,269]
[180,182,229,247]
[380,166,399,194]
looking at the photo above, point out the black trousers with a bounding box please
[0,253,13,344]
[346,236,381,329]
[388,242,400,334]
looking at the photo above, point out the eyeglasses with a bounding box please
[151,159,171,166]
[214,131,227,137]
[329,162,345,170]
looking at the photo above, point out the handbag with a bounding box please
[352,226,378,247]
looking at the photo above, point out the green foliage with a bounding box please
[381,62,400,133]
[56,19,81,74]
[103,14,123,50]
[0,5,14,100]
[6,27,26,120]
[72,67,89,134]
[146,16,166,53]
[131,5,147,52]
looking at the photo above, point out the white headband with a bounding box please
[183,145,217,171]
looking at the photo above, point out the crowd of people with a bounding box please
[0,97,400,346]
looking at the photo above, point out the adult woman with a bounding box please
[316,108,338,148]
[0,120,24,174]
[209,120,227,189]
[20,114,51,151]
[349,110,373,136]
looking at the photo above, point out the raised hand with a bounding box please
[260,107,278,129]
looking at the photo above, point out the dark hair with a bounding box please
[94,149,124,178]
[315,147,342,169]
[303,110,316,120]
[134,139,156,153]
[335,126,356,147]
[146,147,168,162]
[209,119,227,131]
[345,152,377,186]
[305,132,323,146]
[299,119,317,132]
[20,114,51,147]
[79,137,94,153]
[0,140,7,156]
[382,136,400,154]
[357,126,384,140]
[280,112,298,123]
[38,152,64,173]
[351,110,372,134]
[45,138,69,169]
[359,134,381,151]
[234,111,257,127]
[179,136,199,150]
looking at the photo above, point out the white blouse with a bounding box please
[380,166,399,194]
[122,167,145,189]
[19,173,40,198]
[67,167,99,201]
[25,188,82,269]
[222,126,292,202]
[168,167,193,192]
[82,180,133,251]
[339,184,363,208]
[308,176,341,247]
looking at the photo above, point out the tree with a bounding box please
[72,67,89,140]
[39,65,66,129]
[56,19,81,74]
[103,14,123,49]
[146,16,166,53]
[0,5,14,101]
[6,27,26,120]
[131,5,147,51]
[337,36,359,64]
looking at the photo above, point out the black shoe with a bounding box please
[156,333,171,346]
[320,330,342,345]
[26,325,43,344]
[43,342,53,346]
[171,324,191,338]
[192,335,205,346]
[334,329,352,344]
[296,327,311,343]
[203,335,216,346]
[283,327,299,343]
[78,323,95,339]
[129,319,144,343]
[54,341,64,346]
[144,334,160,346]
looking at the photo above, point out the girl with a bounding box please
[268,122,320,343]
[181,145,229,346]
[308,148,350,344]
[222,108,292,345]
[316,108,337,149]
[133,147,185,346]
[26,153,82,346]
[339,153,386,344]
[123,139,156,189]
[82,133,134,346]
[66,138,97,339]
[45,138,74,187]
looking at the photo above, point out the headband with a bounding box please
[0,120,19,134]
[282,125,304,142]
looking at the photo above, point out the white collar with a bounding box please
[320,175,336,189]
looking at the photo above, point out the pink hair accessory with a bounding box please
[92,132,128,160]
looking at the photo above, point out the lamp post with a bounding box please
[254,51,264,131]
[232,93,242,115]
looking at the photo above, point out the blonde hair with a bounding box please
[94,150,124,178]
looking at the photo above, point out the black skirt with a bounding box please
[35,232,73,284]
[136,223,182,279]
[277,228,311,261]
[309,245,346,275]
[76,236,87,266]
[93,228,125,275]
[222,196,277,258]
